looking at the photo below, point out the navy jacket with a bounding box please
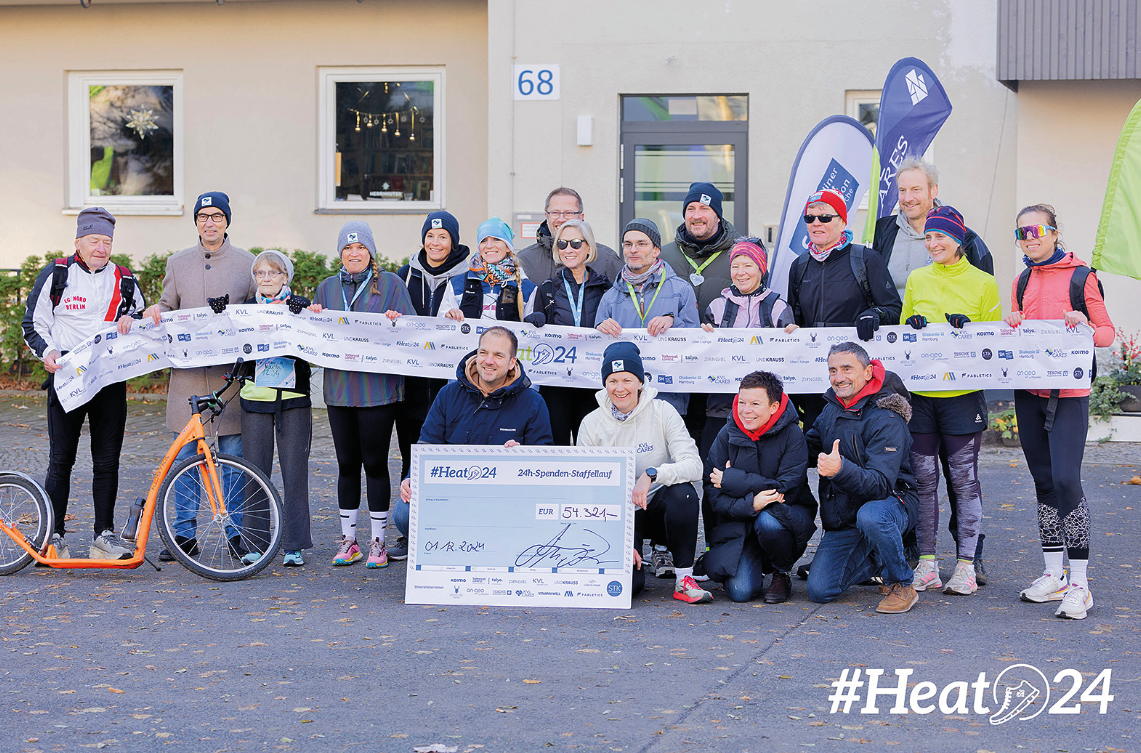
[530,265,611,327]
[418,351,554,446]
[805,363,918,532]
[702,398,817,581]
[871,214,994,275]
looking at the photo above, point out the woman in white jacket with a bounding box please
[577,342,710,604]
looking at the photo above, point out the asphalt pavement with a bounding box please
[0,394,1138,753]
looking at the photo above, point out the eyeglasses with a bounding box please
[623,240,653,250]
[254,270,285,279]
[557,238,587,250]
[546,210,582,219]
[804,214,838,225]
[1015,224,1056,240]
[196,212,226,225]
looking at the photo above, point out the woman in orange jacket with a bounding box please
[1002,204,1114,621]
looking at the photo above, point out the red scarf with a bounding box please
[732,393,789,441]
[836,360,886,410]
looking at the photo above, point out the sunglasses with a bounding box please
[557,238,587,250]
[1015,224,1056,240]
[804,214,838,225]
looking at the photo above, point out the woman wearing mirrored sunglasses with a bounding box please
[1003,203,1115,621]
[524,219,612,444]
[899,206,1002,597]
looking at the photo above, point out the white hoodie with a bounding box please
[576,385,702,502]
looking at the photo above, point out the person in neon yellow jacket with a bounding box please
[899,205,1001,598]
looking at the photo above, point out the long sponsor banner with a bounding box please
[53,305,1095,411]
[406,445,636,609]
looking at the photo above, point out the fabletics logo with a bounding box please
[905,68,929,105]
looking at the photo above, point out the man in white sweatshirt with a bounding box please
[576,341,710,603]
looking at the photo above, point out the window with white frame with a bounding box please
[67,71,183,214]
[318,67,444,212]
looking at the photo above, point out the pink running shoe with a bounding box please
[332,536,362,566]
[366,537,388,569]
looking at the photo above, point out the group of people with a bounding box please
[25,159,1115,620]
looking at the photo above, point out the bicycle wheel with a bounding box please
[156,453,283,581]
[0,473,52,575]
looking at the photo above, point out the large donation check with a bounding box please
[406,445,637,609]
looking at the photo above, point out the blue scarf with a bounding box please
[1023,248,1066,268]
[256,285,291,305]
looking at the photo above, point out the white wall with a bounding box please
[0,0,488,268]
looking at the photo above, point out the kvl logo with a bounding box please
[906,68,928,105]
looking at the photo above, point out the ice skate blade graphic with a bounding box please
[990,679,1040,725]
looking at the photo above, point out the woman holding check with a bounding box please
[576,342,709,604]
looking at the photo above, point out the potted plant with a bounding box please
[989,407,1019,447]
[1110,331,1141,412]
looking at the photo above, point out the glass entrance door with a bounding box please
[620,95,748,244]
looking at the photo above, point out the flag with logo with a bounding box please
[768,115,874,299]
[1092,97,1141,280]
[860,57,953,243]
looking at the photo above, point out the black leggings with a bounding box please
[634,483,700,570]
[327,404,397,513]
[45,382,127,536]
[1014,391,1091,560]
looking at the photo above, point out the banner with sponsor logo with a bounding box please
[861,57,954,243]
[53,306,1094,411]
[768,116,875,300]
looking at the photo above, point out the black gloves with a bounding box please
[286,295,311,315]
[946,313,971,329]
[855,309,880,342]
[207,294,229,314]
[905,314,928,330]
[523,312,547,328]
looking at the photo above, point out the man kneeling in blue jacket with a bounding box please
[805,342,920,614]
[396,326,553,527]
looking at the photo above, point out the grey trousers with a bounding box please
[241,407,314,552]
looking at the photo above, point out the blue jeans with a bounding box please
[171,433,244,540]
[723,509,808,603]
[393,498,410,537]
[807,497,912,604]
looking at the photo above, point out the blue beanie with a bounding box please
[194,191,231,225]
[76,207,115,239]
[601,341,645,384]
[338,221,377,258]
[477,217,514,252]
[422,210,460,248]
[683,182,723,220]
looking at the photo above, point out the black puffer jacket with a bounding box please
[786,242,902,327]
[530,265,611,327]
[702,398,817,581]
[805,362,918,532]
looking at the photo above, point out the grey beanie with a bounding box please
[623,218,661,250]
[252,249,294,286]
[337,221,377,258]
[76,207,116,239]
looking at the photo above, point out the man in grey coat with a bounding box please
[137,191,257,561]
[516,187,624,284]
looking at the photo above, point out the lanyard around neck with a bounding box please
[341,270,373,311]
[681,249,722,275]
[562,270,588,327]
[625,278,663,325]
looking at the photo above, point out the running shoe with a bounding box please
[1054,583,1093,620]
[282,550,304,567]
[652,546,675,579]
[943,561,978,595]
[332,536,362,566]
[90,530,132,560]
[911,558,942,591]
[366,537,388,569]
[387,536,409,561]
[1019,570,1068,603]
[38,533,69,565]
[673,575,713,604]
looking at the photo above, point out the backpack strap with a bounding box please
[1015,268,1031,312]
[49,257,69,309]
[114,264,140,319]
[848,244,873,308]
[1068,266,1102,318]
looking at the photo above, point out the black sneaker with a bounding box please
[796,560,812,580]
[159,535,199,562]
[974,533,988,586]
[388,536,408,561]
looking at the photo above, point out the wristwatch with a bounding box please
[645,467,658,482]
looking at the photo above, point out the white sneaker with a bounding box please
[943,561,978,595]
[90,530,132,560]
[1054,583,1093,620]
[51,533,69,559]
[1020,570,1069,603]
[911,559,942,591]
